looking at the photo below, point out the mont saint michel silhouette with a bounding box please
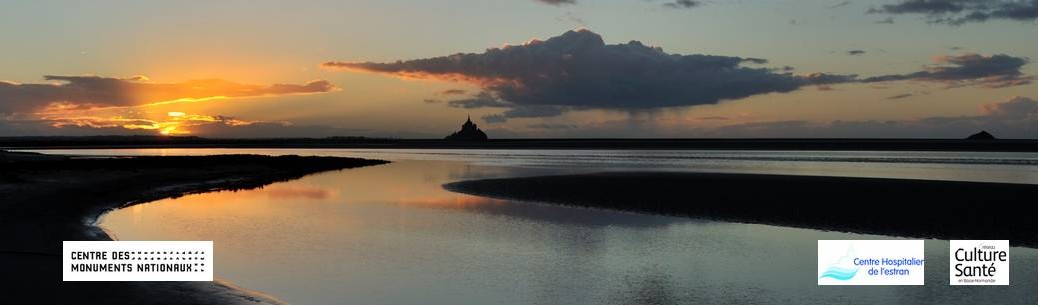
[445,116,488,141]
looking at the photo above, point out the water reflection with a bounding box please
[92,154,1038,305]
[29,148,1038,184]
[467,201,683,228]
[264,185,336,200]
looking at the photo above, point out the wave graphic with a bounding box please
[818,266,860,281]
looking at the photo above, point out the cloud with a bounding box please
[867,0,1038,25]
[326,29,854,121]
[847,50,867,56]
[557,12,586,26]
[869,0,970,14]
[446,92,514,109]
[0,111,367,138]
[828,1,851,8]
[981,96,1038,117]
[876,16,897,23]
[438,89,468,95]
[482,105,566,123]
[800,72,860,85]
[861,53,1033,88]
[663,0,701,9]
[37,113,251,135]
[539,0,702,9]
[186,121,367,138]
[537,0,576,5]
[326,30,1030,122]
[0,75,338,137]
[885,93,914,99]
[527,123,578,129]
[816,53,1033,88]
[0,75,335,115]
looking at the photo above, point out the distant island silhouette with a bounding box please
[966,130,996,140]
[444,116,488,141]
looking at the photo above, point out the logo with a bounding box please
[818,247,861,281]
[63,241,213,281]
[950,240,1009,285]
[818,240,925,285]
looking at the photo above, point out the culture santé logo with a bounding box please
[950,240,1009,285]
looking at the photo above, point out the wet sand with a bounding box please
[0,151,387,305]
[444,171,1038,247]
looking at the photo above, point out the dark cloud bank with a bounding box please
[325,29,858,122]
[325,29,1031,123]
[0,118,367,138]
[0,75,334,115]
[868,0,1038,25]
[0,75,339,137]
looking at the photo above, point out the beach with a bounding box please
[0,151,387,305]
[444,171,1038,247]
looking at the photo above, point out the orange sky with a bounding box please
[2,1,1037,138]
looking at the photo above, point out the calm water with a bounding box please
[28,149,1038,305]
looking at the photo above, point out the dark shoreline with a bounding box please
[444,172,1038,248]
[1,151,388,305]
[5,136,1038,152]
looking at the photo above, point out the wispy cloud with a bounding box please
[885,93,914,100]
[536,0,576,5]
[868,0,1038,25]
[437,89,468,96]
[446,92,513,109]
[861,53,1033,88]
[662,0,701,9]
[827,1,851,8]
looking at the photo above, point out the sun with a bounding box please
[159,126,180,135]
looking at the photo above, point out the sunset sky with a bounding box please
[2,0,1037,138]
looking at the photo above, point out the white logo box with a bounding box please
[63,241,213,281]
[950,240,1009,285]
[818,240,925,285]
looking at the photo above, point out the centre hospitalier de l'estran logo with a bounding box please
[818,240,925,285]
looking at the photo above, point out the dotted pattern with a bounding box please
[115,250,209,272]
